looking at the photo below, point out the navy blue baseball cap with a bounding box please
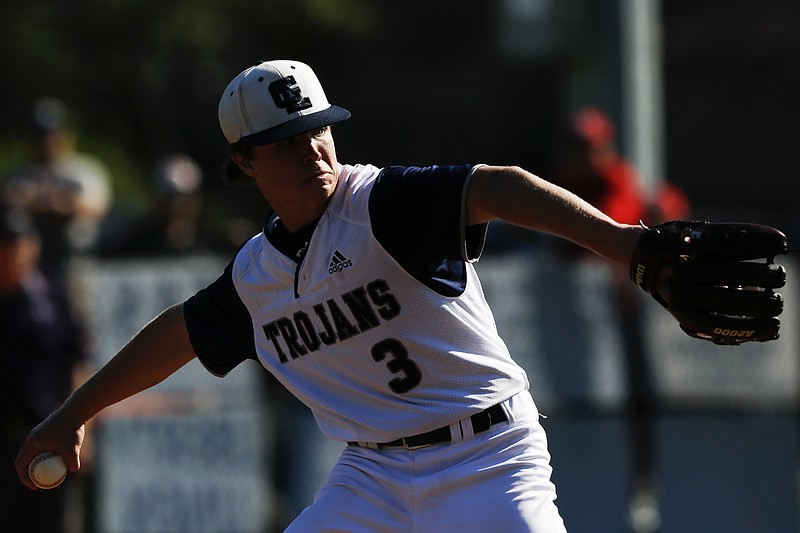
[218,60,351,146]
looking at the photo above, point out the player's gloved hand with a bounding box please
[629,220,788,345]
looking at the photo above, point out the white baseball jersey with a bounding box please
[183,163,529,443]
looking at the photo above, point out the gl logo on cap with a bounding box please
[269,76,312,114]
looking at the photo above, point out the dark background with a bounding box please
[1,2,799,532]
[1,0,797,236]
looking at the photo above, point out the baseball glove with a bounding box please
[630,220,788,345]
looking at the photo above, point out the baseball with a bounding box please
[28,452,68,489]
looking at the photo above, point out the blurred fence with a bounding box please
[73,256,275,533]
[477,249,799,412]
[71,250,799,533]
[477,248,799,533]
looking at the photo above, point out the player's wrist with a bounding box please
[55,386,99,430]
[596,223,643,271]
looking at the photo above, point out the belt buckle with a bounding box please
[400,437,432,450]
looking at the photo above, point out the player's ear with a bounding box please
[224,141,260,185]
[230,153,256,176]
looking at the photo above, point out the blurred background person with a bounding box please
[2,98,112,279]
[485,106,690,255]
[553,106,650,228]
[551,106,691,532]
[0,204,91,533]
[97,153,239,258]
[550,106,691,264]
[553,106,690,230]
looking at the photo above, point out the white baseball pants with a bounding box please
[285,391,568,532]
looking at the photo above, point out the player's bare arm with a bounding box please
[15,303,196,489]
[466,164,642,268]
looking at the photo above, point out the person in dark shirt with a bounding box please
[0,205,88,532]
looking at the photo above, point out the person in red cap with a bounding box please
[555,107,690,228]
[554,107,649,226]
[15,60,660,532]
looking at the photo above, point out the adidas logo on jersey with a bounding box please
[328,250,353,274]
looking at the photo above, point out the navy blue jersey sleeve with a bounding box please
[369,165,488,296]
[182,260,257,376]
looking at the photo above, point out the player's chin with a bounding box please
[304,173,337,196]
[308,169,335,183]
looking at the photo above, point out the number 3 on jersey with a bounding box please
[371,338,422,394]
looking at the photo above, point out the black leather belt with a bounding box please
[348,403,507,450]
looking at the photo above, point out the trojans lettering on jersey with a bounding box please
[262,279,401,363]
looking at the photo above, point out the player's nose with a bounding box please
[302,134,323,164]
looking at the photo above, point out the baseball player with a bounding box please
[15,60,787,532]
